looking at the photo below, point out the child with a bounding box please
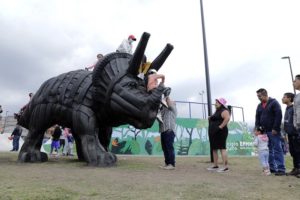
[253,126,271,176]
[67,132,74,156]
[50,125,62,157]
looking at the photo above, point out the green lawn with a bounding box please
[0,152,299,200]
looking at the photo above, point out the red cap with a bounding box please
[128,35,136,41]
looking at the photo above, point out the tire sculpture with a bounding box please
[17,32,173,166]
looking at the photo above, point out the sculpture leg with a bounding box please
[72,108,117,167]
[72,133,84,161]
[18,106,50,163]
[98,127,113,151]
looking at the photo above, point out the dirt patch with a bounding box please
[0,153,299,200]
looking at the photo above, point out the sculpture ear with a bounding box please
[147,44,173,73]
[127,32,150,75]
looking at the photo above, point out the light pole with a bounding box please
[281,56,296,94]
[200,0,212,117]
[200,0,213,162]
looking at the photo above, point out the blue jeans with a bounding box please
[12,136,20,151]
[161,130,175,166]
[266,132,285,172]
[258,150,269,169]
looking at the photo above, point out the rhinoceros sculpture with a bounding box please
[17,32,173,166]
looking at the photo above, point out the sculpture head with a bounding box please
[92,32,173,129]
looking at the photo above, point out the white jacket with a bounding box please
[253,134,269,151]
[116,39,133,54]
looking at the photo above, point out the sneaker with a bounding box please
[287,168,299,176]
[159,165,167,169]
[163,164,175,170]
[263,169,271,176]
[206,166,219,171]
[216,167,229,173]
[274,171,286,176]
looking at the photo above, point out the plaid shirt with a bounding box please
[159,102,177,133]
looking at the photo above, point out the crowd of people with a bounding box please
[49,125,74,157]
[253,75,300,178]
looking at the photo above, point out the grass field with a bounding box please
[0,152,299,200]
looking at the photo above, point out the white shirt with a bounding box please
[117,39,133,54]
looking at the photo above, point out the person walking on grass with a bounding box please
[207,98,231,173]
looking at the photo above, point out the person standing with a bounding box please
[10,125,22,151]
[253,126,271,176]
[50,125,62,156]
[255,88,285,175]
[207,98,231,172]
[293,74,300,178]
[116,35,136,54]
[282,92,300,176]
[159,96,177,170]
[67,131,74,156]
[62,127,70,156]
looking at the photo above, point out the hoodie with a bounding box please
[253,134,269,152]
[255,97,282,132]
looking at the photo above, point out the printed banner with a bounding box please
[109,118,254,156]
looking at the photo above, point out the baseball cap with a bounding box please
[128,35,136,41]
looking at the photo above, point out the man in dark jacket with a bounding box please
[282,92,300,176]
[255,88,285,175]
[10,125,22,151]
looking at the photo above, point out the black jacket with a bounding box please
[255,97,282,132]
[283,105,297,135]
[11,126,22,137]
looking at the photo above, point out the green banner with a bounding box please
[110,118,254,156]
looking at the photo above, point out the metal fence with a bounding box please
[0,101,245,133]
[175,101,245,122]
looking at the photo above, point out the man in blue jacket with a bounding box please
[255,88,285,175]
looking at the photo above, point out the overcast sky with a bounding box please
[0,0,299,125]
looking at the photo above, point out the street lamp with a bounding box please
[200,0,213,163]
[281,56,296,94]
[199,0,212,117]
